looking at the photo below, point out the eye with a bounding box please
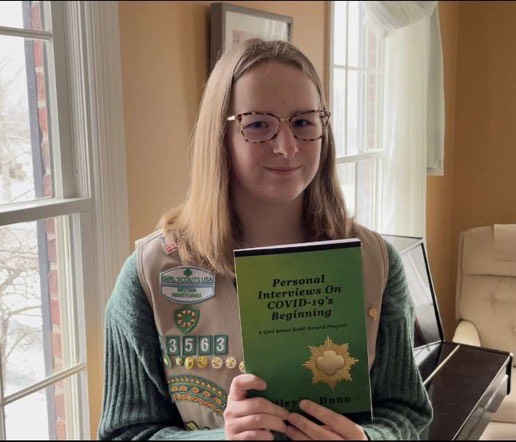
[292,118,313,128]
[244,120,269,130]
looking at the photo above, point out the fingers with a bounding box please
[225,375,290,440]
[225,396,289,420]
[226,412,287,434]
[287,413,341,441]
[229,430,275,440]
[288,400,367,440]
[285,425,311,440]
[228,374,267,401]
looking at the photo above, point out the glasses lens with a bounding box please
[291,111,326,141]
[240,114,279,142]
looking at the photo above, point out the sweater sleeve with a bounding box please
[98,252,226,440]
[360,241,433,440]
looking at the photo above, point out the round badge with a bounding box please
[163,355,172,367]
[211,356,223,369]
[225,357,237,369]
[185,356,195,370]
[239,361,245,373]
[196,356,209,368]
[175,356,184,366]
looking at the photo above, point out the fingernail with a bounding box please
[299,399,311,410]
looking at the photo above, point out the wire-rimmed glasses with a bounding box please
[226,109,331,143]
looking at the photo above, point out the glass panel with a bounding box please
[0,34,53,206]
[367,29,380,71]
[333,0,347,66]
[347,1,366,68]
[355,159,376,228]
[0,216,77,396]
[337,162,355,217]
[0,1,46,31]
[332,68,346,157]
[365,72,380,151]
[5,373,85,440]
[346,70,366,155]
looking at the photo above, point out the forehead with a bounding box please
[231,61,320,114]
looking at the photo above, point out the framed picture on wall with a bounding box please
[210,2,293,71]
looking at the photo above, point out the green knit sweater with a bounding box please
[98,241,433,440]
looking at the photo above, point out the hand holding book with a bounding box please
[224,373,289,440]
[286,399,368,440]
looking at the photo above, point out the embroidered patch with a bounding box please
[160,235,177,255]
[168,375,228,415]
[183,336,197,355]
[160,266,215,304]
[165,336,180,355]
[199,336,212,355]
[174,306,200,334]
[184,421,210,431]
[162,334,229,356]
[214,335,228,355]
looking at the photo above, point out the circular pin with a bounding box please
[225,357,237,369]
[185,356,195,370]
[196,356,209,368]
[239,361,245,373]
[368,303,379,322]
[212,356,223,369]
[175,356,184,366]
[163,355,172,368]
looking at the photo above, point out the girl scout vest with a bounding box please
[135,224,388,431]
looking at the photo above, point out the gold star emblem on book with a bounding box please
[303,337,359,390]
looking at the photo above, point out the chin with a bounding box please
[260,190,305,206]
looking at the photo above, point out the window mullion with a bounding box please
[47,1,75,199]
[0,197,93,227]
[0,25,52,40]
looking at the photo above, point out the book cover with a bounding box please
[234,239,372,422]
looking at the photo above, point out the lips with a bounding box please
[264,166,301,173]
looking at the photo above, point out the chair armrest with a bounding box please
[452,320,481,346]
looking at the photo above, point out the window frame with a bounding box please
[328,0,385,231]
[0,1,128,438]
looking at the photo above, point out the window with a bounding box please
[0,1,128,439]
[329,1,385,230]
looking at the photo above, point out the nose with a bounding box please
[272,121,299,158]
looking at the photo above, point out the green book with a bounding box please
[233,238,372,422]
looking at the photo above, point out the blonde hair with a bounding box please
[159,38,353,277]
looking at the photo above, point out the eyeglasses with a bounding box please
[226,109,331,143]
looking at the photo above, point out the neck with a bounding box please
[234,196,306,248]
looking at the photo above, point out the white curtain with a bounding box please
[360,1,445,237]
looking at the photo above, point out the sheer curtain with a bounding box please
[360,1,445,237]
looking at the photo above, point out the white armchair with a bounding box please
[452,224,516,439]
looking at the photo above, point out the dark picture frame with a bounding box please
[210,2,293,71]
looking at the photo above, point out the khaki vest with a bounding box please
[135,224,388,430]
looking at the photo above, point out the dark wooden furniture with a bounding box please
[383,234,513,440]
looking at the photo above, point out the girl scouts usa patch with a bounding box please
[160,266,215,304]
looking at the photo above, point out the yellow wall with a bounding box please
[426,1,516,338]
[119,0,328,245]
[450,1,516,324]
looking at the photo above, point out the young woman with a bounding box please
[98,38,432,440]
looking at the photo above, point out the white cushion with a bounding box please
[463,226,516,277]
[456,226,516,362]
[480,422,516,440]
[452,320,481,347]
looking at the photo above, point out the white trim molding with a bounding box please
[82,0,129,309]
[64,1,129,436]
